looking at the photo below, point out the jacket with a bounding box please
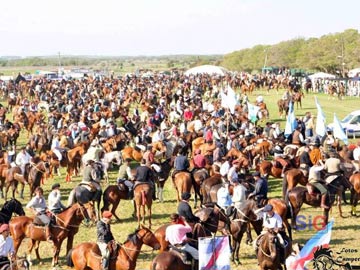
[177,201,200,223]
[97,220,114,244]
[135,165,153,182]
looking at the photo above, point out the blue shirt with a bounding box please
[174,155,189,171]
[217,186,232,208]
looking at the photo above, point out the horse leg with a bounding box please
[148,204,152,229]
[34,241,42,262]
[111,200,121,222]
[245,223,253,245]
[136,204,141,228]
[52,240,64,266]
[66,233,75,255]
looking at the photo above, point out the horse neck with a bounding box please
[0,207,11,223]
[119,238,143,263]
[56,204,84,228]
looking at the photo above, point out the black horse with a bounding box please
[68,162,104,219]
[0,198,25,224]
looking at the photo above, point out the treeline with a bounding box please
[221,29,360,73]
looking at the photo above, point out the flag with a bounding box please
[284,101,297,137]
[289,220,334,270]
[199,236,231,270]
[247,102,260,123]
[315,97,326,137]
[220,85,237,114]
[333,113,349,145]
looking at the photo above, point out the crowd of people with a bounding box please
[0,70,359,270]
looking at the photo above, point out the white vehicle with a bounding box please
[327,110,360,137]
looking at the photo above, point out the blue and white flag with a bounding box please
[284,101,297,137]
[315,97,326,137]
[199,236,231,270]
[333,113,349,145]
[247,102,260,123]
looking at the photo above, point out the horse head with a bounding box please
[78,202,97,224]
[2,198,25,219]
[131,225,160,250]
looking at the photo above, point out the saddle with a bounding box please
[306,183,321,198]
[79,182,97,192]
[194,208,213,222]
[169,245,192,265]
[133,181,153,189]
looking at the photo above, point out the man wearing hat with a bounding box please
[48,183,66,214]
[0,224,14,266]
[255,204,287,264]
[15,146,32,177]
[97,211,114,270]
[299,144,313,177]
[192,149,206,170]
[231,178,247,210]
[248,171,268,207]
[177,192,200,224]
[227,160,240,183]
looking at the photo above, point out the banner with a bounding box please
[315,96,326,137]
[284,101,297,137]
[199,236,231,270]
[289,220,334,270]
[247,102,260,123]
[333,113,349,145]
[220,85,237,114]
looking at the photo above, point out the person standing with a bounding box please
[97,211,114,270]
[26,187,53,242]
[48,183,66,214]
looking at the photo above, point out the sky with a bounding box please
[1,0,359,57]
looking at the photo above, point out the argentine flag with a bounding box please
[284,101,297,138]
[315,97,326,137]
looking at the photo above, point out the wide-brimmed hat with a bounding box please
[263,204,273,212]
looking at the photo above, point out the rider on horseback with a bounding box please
[307,161,329,209]
[97,211,114,270]
[255,204,288,265]
[117,158,134,199]
[135,159,156,200]
[0,224,15,267]
[248,171,268,207]
[26,187,54,242]
[82,159,102,192]
[15,146,32,182]
[165,213,199,265]
[172,149,190,180]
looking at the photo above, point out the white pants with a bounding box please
[53,149,62,161]
[181,243,199,260]
[97,242,110,259]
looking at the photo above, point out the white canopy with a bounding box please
[184,65,227,76]
[348,68,360,78]
[308,72,336,79]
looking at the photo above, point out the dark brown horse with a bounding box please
[200,173,222,204]
[10,202,96,266]
[292,91,304,109]
[192,168,209,207]
[258,160,282,179]
[277,99,290,118]
[134,183,153,228]
[66,225,160,270]
[256,230,292,270]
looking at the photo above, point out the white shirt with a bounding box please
[220,161,230,177]
[227,166,238,182]
[48,190,65,211]
[0,235,14,257]
[15,151,32,167]
[353,147,360,161]
[263,212,283,230]
[232,184,247,204]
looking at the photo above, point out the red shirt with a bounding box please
[184,110,193,121]
[193,154,206,168]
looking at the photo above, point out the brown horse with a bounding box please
[258,160,282,179]
[350,173,360,216]
[134,183,153,228]
[66,225,160,270]
[282,168,308,195]
[277,99,290,118]
[200,172,222,204]
[287,176,350,229]
[122,146,143,162]
[10,202,96,266]
[292,92,304,109]
[173,172,192,203]
[192,168,209,207]
[256,230,292,270]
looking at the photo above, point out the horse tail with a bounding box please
[152,261,157,270]
[66,249,74,267]
[141,190,146,206]
[285,190,293,220]
[282,173,288,200]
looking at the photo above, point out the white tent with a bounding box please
[308,72,336,79]
[184,65,228,76]
[348,68,360,78]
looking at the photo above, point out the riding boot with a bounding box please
[320,194,330,209]
[152,187,157,200]
[45,225,53,242]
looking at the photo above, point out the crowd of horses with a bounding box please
[0,71,359,270]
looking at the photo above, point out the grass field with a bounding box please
[5,88,360,270]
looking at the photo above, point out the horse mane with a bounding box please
[126,229,140,244]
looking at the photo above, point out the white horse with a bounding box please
[100,151,123,184]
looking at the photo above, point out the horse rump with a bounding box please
[74,186,100,205]
[66,249,74,267]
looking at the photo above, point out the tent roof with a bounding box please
[308,72,336,79]
[348,67,360,78]
[184,65,228,76]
